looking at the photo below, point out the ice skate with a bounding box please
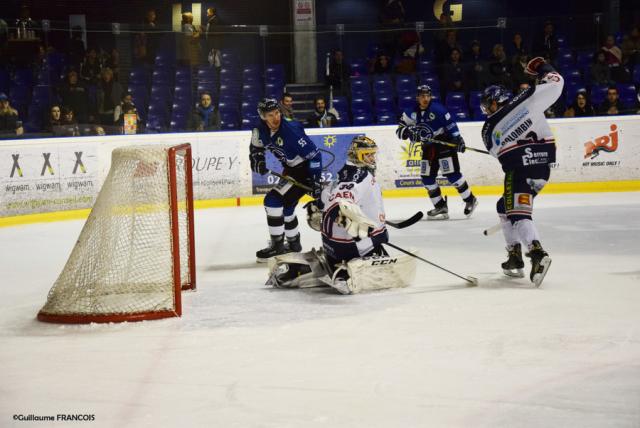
[501,243,525,278]
[285,233,302,253]
[427,199,449,220]
[526,240,552,287]
[331,264,356,294]
[464,195,478,217]
[256,234,289,263]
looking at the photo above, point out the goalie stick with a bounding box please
[386,211,424,229]
[383,242,478,286]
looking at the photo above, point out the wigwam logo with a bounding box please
[584,124,619,159]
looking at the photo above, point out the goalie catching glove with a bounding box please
[337,199,377,240]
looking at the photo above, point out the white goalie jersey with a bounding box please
[320,163,388,260]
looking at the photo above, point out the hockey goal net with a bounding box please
[37,144,196,324]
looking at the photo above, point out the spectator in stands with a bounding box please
[59,70,90,124]
[180,12,201,67]
[113,93,133,123]
[564,90,595,117]
[45,105,62,134]
[68,26,86,70]
[435,30,462,65]
[590,51,613,86]
[327,49,351,95]
[279,92,295,120]
[189,92,220,131]
[0,93,24,138]
[601,35,629,83]
[509,32,528,64]
[80,48,102,84]
[306,96,337,128]
[598,86,629,116]
[204,7,222,68]
[97,67,123,128]
[532,20,558,63]
[511,54,531,91]
[465,40,487,91]
[488,44,511,87]
[380,0,405,24]
[396,31,423,74]
[57,107,81,136]
[104,48,120,82]
[372,53,392,75]
[115,100,144,134]
[442,48,466,94]
[621,26,640,70]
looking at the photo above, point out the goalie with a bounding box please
[266,136,417,294]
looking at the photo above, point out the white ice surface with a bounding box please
[1,193,639,428]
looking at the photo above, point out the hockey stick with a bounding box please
[386,211,424,229]
[422,137,490,155]
[483,223,501,236]
[268,170,313,192]
[384,242,478,286]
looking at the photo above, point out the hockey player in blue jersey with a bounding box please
[479,57,562,287]
[396,85,477,219]
[250,98,323,262]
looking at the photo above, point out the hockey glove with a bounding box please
[249,149,267,175]
[337,199,377,240]
[304,200,322,232]
[453,135,466,153]
[311,180,323,203]
[525,56,556,78]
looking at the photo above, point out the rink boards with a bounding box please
[1,115,639,224]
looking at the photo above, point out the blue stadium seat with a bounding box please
[170,113,188,132]
[468,91,482,109]
[374,96,395,113]
[351,98,372,115]
[633,67,640,85]
[331,96,348,111]
[398,95,415,112]
[349,59,368,76]
[565,82,587,103]
[352,112,373,126]
[556,51,574,69]
[472,106,487,120]
[617,83,637,102]
[264,82,284,99]
[0,68,10,93]
[418,59,435,73]
[146,104,169,132]
[376,113,395,124]
[395,76,415,96]
[453,111,470,122]
[175,67,191,85]
[265,64,285,82]
[445,92,466,112]
[220,111,240,129]
[152,69,174,86]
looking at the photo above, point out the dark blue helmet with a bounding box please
[480,85,511,114]
[257,98,279,118]
[417,84,432,96]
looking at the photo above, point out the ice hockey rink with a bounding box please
[1,192,639,428]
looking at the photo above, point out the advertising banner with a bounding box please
[0,144,98,216]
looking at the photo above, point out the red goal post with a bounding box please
[37,144,196,324]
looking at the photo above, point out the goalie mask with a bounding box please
[347,136,378,171]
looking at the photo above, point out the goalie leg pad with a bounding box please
[266,248,332,289]
[343,251,418,293]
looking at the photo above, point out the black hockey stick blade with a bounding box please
[386,211,424,229]
[268,170,312,192]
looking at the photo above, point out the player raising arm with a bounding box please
[250,98,323,262]
[266,136,416,294]
[479,57,563,286]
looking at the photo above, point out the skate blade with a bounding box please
[427,213,449,220]
[532,256,552,287]
[465,200,479,218]
[332,280,352,295]
[503,268,525,278]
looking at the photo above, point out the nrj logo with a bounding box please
[584,124,619,159]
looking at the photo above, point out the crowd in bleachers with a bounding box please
[1,13,639,139]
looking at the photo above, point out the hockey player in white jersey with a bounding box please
[265,136,416,294]
[479,57,562,287]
